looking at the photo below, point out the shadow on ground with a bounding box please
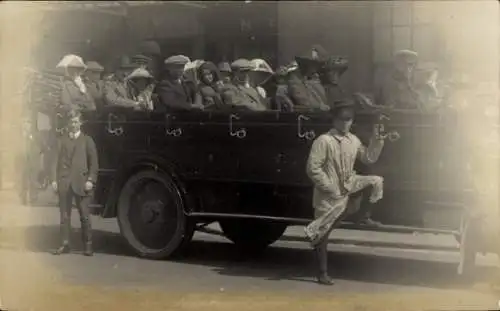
[1,224,497,289]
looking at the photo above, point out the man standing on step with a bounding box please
[304,101,387,285]
[51,110,99,256]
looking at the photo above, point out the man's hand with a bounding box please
[51,181,58,192]
[84,181,94,192]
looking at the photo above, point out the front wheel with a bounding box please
[219,219,287,252]
[117,170,193,259]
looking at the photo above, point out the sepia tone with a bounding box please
[0,1,499,310]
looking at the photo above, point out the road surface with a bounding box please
[0,192,499,310]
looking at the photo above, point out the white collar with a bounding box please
[69,131,81,139]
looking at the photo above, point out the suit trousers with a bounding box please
[58,186,92,246]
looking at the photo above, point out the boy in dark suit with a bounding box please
[51,110,99,256]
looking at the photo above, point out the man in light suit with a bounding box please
[221,59,267,111]
[51,110,99,256]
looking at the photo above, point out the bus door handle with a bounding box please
[375,114,400,142]
[229,114,247,139]
[165,114,183,137]
[297,115,316,140]
[106,113,124,136]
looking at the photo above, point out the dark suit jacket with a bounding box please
[51,133,99,196]
[221,84,267,111]
[154,79,195,112]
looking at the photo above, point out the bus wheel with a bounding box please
[219,219,287,252]
[117,170,191,260]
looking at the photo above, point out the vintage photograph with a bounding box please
[0,1,499,310]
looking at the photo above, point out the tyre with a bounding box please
[117,170,193,259]
[219,219,287,252]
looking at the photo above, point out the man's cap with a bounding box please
[394,50,418,63]
[85,61,104,72]
[329,99,356,118]
[56,54,86,69]
[127,67,154,80]
[138,40,161,56]
[217,62,232,73]
[231,58,253,71]
[164,55,191,66]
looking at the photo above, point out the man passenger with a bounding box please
[304,101,386,285]
[84,61,105,109]
[218,62,233,86]
[376,50,423,109]
[288,46,330,111]
[221,58,267,111]
[319,56,349,109]
[154,55,203,111]
[103,58,142,109]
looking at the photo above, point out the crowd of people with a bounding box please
[47,41,443,116]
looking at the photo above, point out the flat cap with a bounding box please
[231,58,253,71]
[56,54,86,69]
[85,61,104,72]
[127,67,154,80]
[164,55,191,66]
[394,50,418,63]
[217,62,232,73]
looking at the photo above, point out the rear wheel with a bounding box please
[117,170,193,259]
[219,219,287,252]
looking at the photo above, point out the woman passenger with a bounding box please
[194,61,225,110]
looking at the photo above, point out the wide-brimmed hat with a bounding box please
[56,54,86,69]
[321,56,349,74]
[85,61,104,72]
[250,59,274,74]
[131,54,152,66]
[126,67,154,80]
[138,40,161,56]
[295,44,329,67]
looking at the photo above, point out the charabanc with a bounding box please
[57,90,496,278]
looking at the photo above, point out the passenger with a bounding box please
[103,57,141,109]
[84,61,105,110]
[193,61,225,110]
[288,46,330,111]
[376,49,423,109]
[414,62,442,111]
[272,66,294,112]
[137,40,162,81]
[304,101,386,285]
[319,56,349,109]
[249,58,274,99]
[56,54,96,112]
[154,55,203,111]
[126,67,156,111]
[217,62,232,85]
[221,59,267,111]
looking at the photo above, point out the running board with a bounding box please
[187,212,459,236]
[195,226,459,252]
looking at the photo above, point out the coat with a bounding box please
[154,79,195,112]
[221,84,267,111]
[376,72,423,109]
[51,133,99,196]
[103,77,138,108]
[87,80,105,109]
[60,79,96,111]
[194,83,225,110]
[288,74,329,110]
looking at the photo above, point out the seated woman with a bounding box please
[193,61,226,110]
[126,67,157,111]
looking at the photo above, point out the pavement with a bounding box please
[0,190,500,310]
